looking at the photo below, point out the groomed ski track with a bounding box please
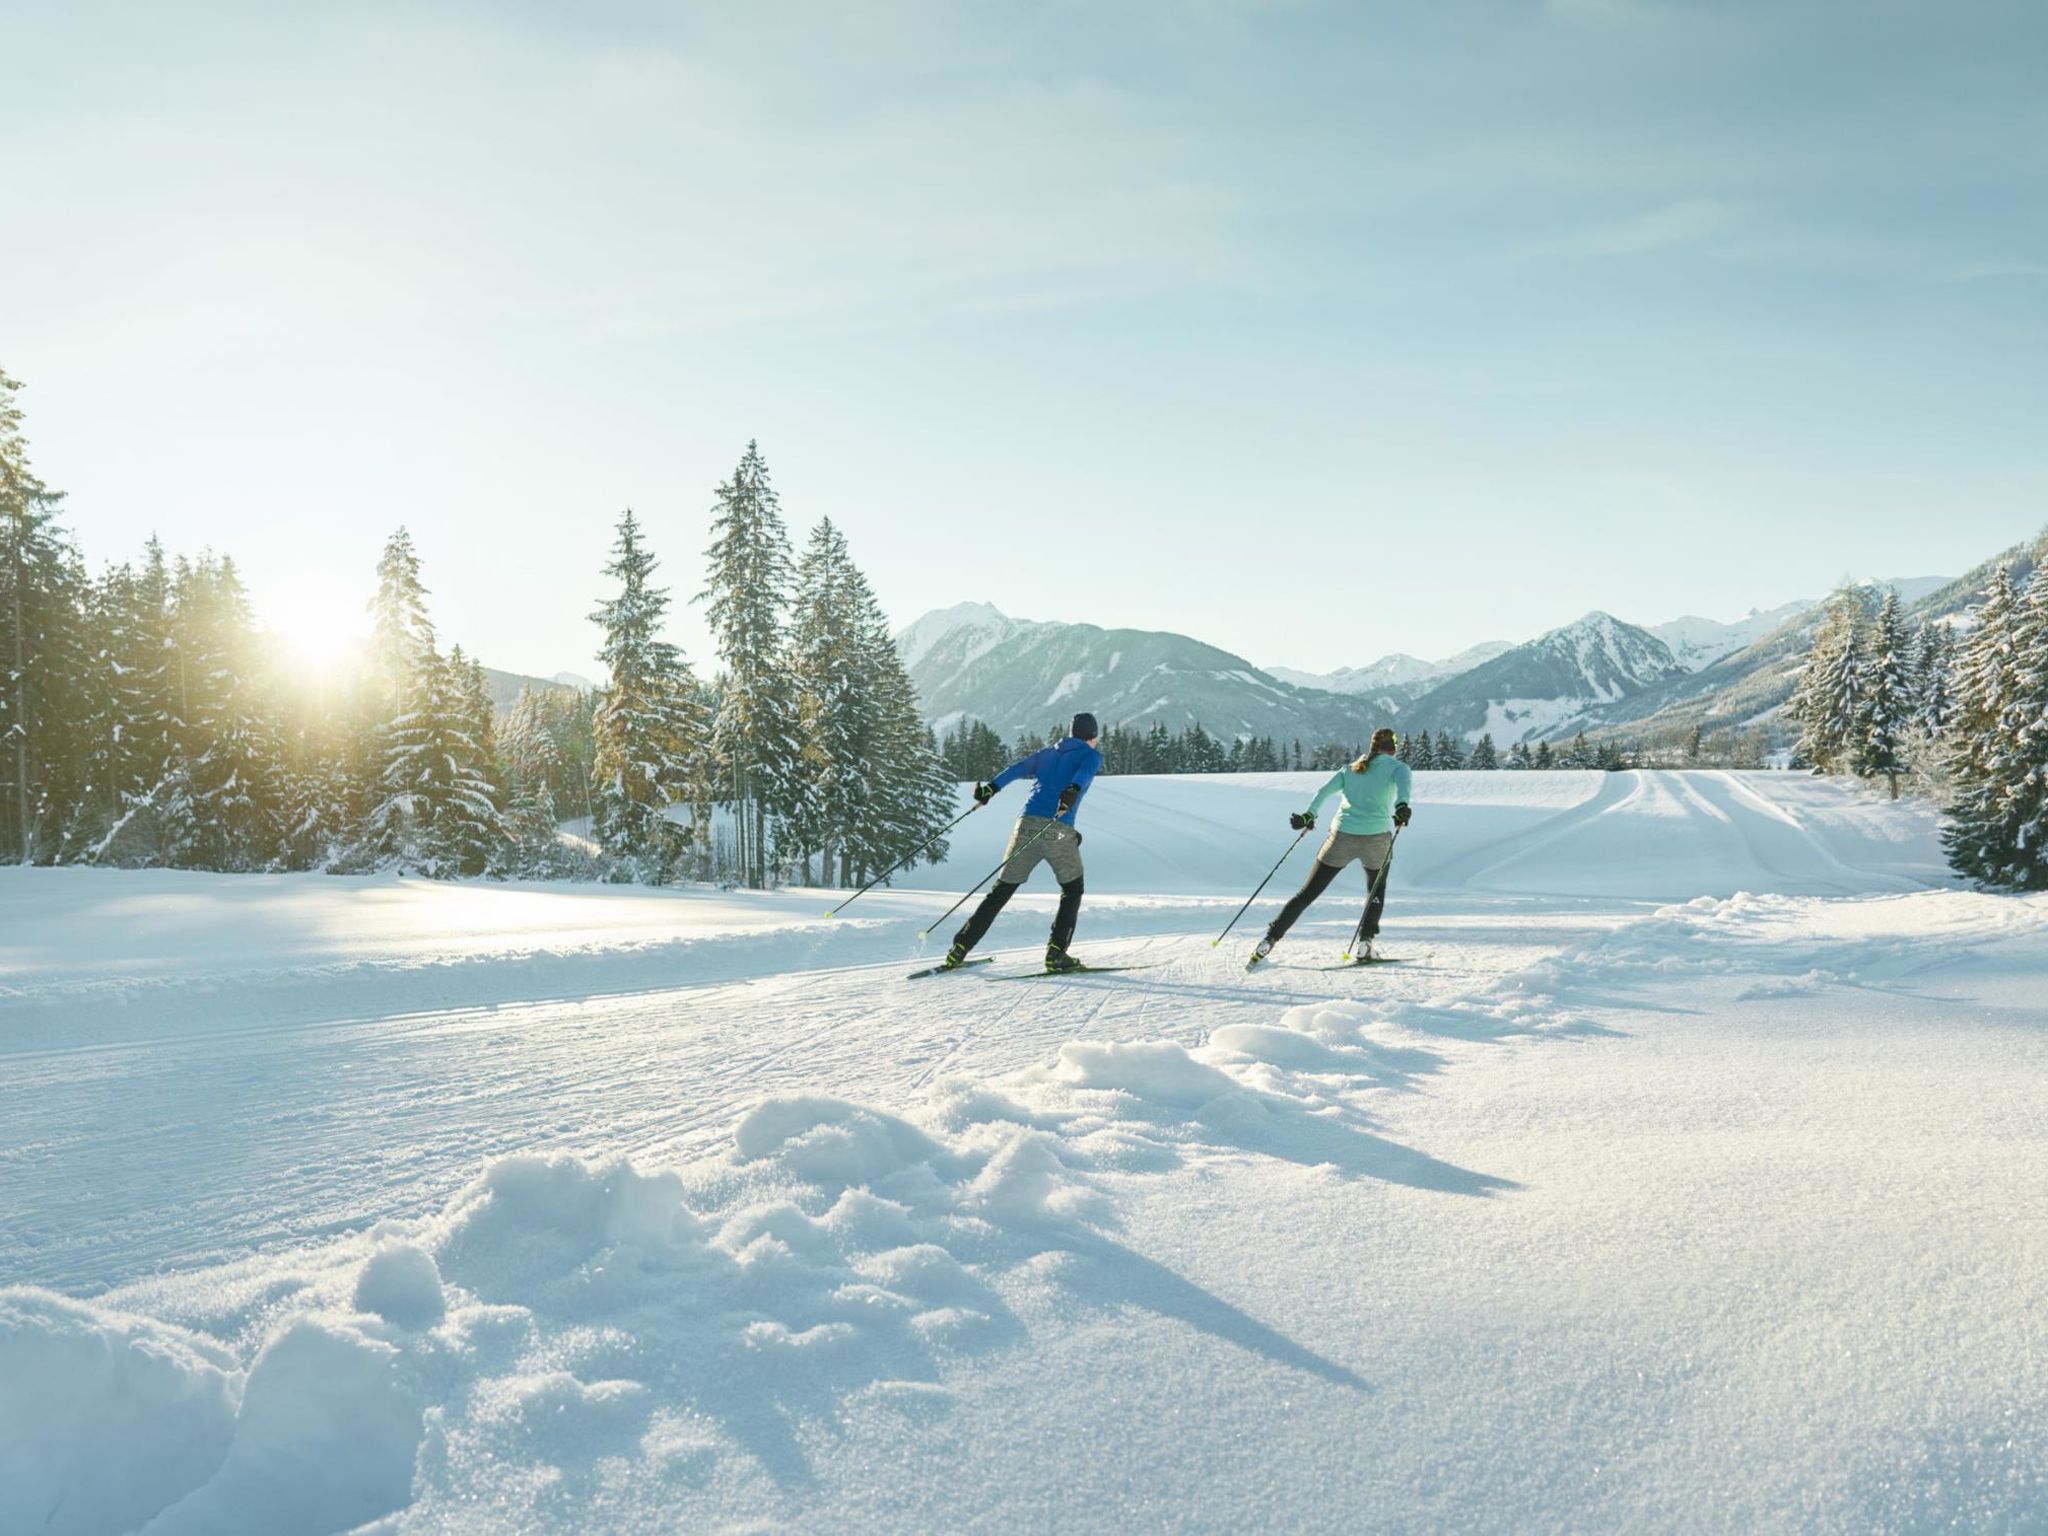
[0,771,1953,1294]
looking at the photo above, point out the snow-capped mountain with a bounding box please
[896,604,1380,744]
[1650,602,1811,671]
[1267,641,1514,699]
[1399,612,1688,745]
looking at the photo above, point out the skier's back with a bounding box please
[941,713,1103,973]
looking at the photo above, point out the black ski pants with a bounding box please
[955,875,1084,955]
[1265,860,1386,947]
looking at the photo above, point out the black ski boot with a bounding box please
[937,943,971,971]
[1044,944,1084,974]
[1245,937,1274,972]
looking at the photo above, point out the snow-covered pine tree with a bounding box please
[423,645,506,877]
[354,529,443,869]
[1944,563,2044,887]
[175,555,282,869]
[590,509,705,880]
[782,518,871,885]
[1914,621,1954,737]
[1565,731,1594,768]
[0,366,94,863]
[1791,588,1866,774]
[1686,723,1704,764]
[1470,733,1498,770]
[842,558,954,886]
[1533,740,1555,769]
[94,537,194,862]
[699,443,796,887]
[2001,566,2048,887]
[1506,740,1532,769]
[1859,588,1912,795]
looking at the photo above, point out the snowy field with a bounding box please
[5,770,2047,1534]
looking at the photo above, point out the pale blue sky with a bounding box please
[5,0,2045,678]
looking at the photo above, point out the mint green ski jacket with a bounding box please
[1304,754,1414,835]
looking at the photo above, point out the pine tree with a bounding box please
[1944,564,2045,886]
[1434,731,1465,770]
[1566,731,1594,768]
[1914,621,1954,737]
[1470,733,1499,770]
[1506,740,1532,770]
[783,518,872,885]
[1,366,92,863]
[699,442,796,886]
[1685,723,1704,764]
[590,510,704,879]
[176,556,282,869]
[1859,588,1912,795]
[1533,739,1555,769]
[423,646,506,877]
[1408,731,1435,770]
[355,529,443,869]
[1791,588,1866,774]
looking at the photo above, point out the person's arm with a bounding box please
[991,748,1045,792]
[1294,770,1344,826]
[1392,760,1414,825]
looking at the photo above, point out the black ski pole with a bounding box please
[917,816,1066,940]
[1342,828,1402,962]
[825,802,982,919]
[1211,825,1312,948]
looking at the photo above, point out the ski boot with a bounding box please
[936,943,971,972]
[1245,937,1274,972]
[1044,944,1084,975]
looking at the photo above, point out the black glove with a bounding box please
[972,781,998,806]
[1290,811,1316,831]
[1056,784,1081,815]
[1393,802,1412,829]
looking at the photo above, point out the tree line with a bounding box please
[938,717,1669,779]
[0,368,953,885]
[1791,567,2046,888]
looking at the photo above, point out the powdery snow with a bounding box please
[4,771,2043,1534]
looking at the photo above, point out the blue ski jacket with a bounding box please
[993,736,1102,825]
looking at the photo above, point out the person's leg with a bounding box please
[1358,865,1388,943]
[952,880,1021,956]
[1042,824,1086,962]
[1049,877,1083,956]
[1262,859,1342,947]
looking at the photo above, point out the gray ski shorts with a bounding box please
[999,814,1085,885]
[1316,829,1392,872]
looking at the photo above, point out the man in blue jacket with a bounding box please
[940,712,1103,974]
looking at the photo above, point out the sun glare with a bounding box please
[264,601,368,679]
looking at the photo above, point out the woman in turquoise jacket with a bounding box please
[1247,727,1413,968]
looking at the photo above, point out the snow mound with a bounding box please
[0,1290,239,1536]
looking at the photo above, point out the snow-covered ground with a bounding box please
[5,771,2045,1534]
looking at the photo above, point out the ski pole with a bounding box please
[917,816,1066,940]
[824,802,982,919]
[1211,825,1313,948]
[1341,828,1402,962]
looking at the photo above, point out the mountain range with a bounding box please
[892,557,2024,752]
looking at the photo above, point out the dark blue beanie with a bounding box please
[1071,712,1099,741]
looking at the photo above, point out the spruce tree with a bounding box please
[1435,731,1465,770]
[699,442,796,886]
[0,366,92,863]
[356,529,443,869]
[1533,739,1555,769]
[176,556,282,869]
[1944,564,2042,886]
[591,509,704,879]
[1470,733,1498,770]
[1506,740,1532,769]
[783,518,871,884]
[423,645,506,877]
[1859,588,1912,794]
[1914,621,1954,737]
[1791,589,1866,774]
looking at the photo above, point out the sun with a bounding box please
[262,596,368,680]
